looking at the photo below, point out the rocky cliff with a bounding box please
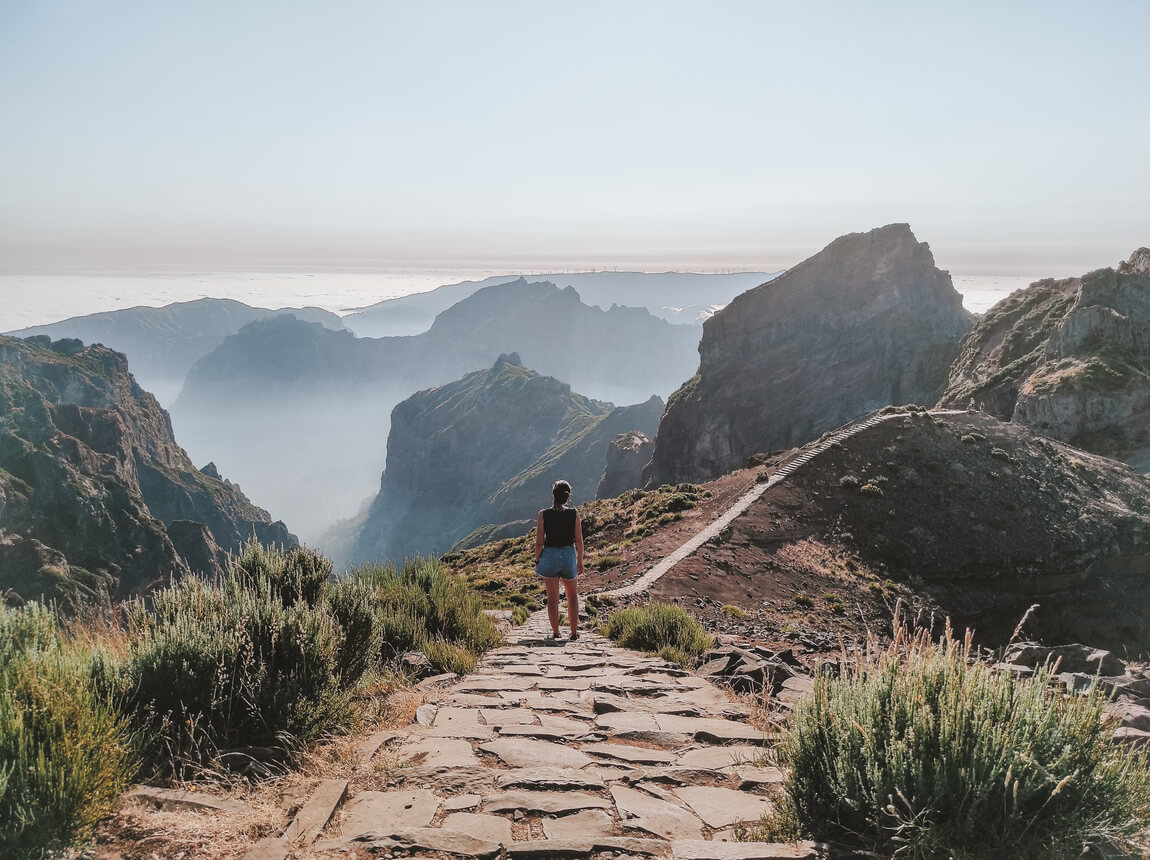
[173,279,695,539]
[647,224,973,484]
[939,248,1150,471]
[0,335,294,605]
[347,355,663,565]
[8,298,343,406]
[596,431,654,498]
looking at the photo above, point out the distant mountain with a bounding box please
[346,354,664,565]
[6,298,344,405]
[938,247,1150,471]
[342,271,779,337]
[0,335,294,606]
[172,279,697,540]
[648,224,973,484]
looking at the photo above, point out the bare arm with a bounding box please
[534,511,545,563]
[574,513,584,576]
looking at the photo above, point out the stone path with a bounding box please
[247,613,819,859]
[601,409,967,599]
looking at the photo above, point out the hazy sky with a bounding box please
[1,1,1147,275]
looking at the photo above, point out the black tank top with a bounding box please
[542,506,577,547]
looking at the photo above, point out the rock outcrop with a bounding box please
[648,224,972,484]
[7,298,343,405]
[596,431,655,498]
[0,335,294,605]
[347,355,663,565]
[939,248,1150,471]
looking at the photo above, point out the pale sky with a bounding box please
[1,1,1147,275]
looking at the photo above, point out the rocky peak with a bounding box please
[1119,246,1150,277]
[0,335,295,605]
[648,224,972,484]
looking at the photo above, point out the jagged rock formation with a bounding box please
[173,279,695,539]
[0,335,294,605]
[7,298,343,405]
[939,248,1150,471]
[347,355,663,565]
[596,431,655,498]
[648,224,972,484]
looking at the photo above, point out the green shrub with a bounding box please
[839,474,861,489]
[770,625,1150,858]
[0,604,137,853]
[122,573,349,773]
[793,592,815,609]
[720,604,748,619]
[232,541,332,608]
[592,555,623,570]
[601,604,713,667]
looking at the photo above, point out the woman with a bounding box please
[534,479,583,640]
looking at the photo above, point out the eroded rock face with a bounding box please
[939,248,1150,471]
[648,224,972,484]
[596,431,654,498]
[348,355,663,565]
[0,335,294,604]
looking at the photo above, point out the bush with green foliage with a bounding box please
[601,603,713,667]
[768,625,1150,858]
[0,604,137,853]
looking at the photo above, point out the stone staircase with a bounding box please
[244,612,820,859]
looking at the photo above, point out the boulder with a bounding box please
[1003,643,1126,677]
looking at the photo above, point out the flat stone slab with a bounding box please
[736,767,785,789]
[430,707,495,739]
[125,785,252,816]
[497,767,605,791]
[444,793,482,811]
[340,789,439,836]
[482,790,612,815]
[611,785,704,839]
[442,812,514,845]
[539,713,596,733]
[592,692,704,717]
[583,742,678,765]
[352,827,501,859]
[240,837,290,860]
[656,715,776,744]
[282,778,347,843]
[676,747,761,770]
[673,786,773,829]
[480,737,592,769]
[541,809,615,840]
[671,839,819,859]
[398,737,479,769]
[537,677,593,691]
[507,836,668,857]
[597,711,691,745]
[480,707,537,726]
[456,676,537,693]
[496,724,590,741]
[504,693,594,715]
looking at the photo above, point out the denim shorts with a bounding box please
[535,545,577,580]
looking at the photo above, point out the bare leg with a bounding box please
[544,577,561,636]
[562,577,579,638]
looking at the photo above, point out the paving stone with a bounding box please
[736,767,785,789]
[413,704,438,726]
[537,677,593,691]
[582,742,678,765]
[497,724,591,741]
[388,766,496,795]
[340,789,439,836]
[480,707,537,726]
[497,766,605,791]
[125,786,252,816]
[482,790,612,815]
[444,793,482,811]
[398,737,479,768]
[596,712,691,745]
[780,676,815,695]
[506,836,668,857]
[676,746,760,770]
[501,693,593,715]
[480,737,592,768]
[673,786,773,829]
[281,778,347,843]
[592,692,704,717]
[430,707,495,739]
[541,809,615,839]
[349,827,502,859]
[442,812,514,845]
[239,837,290,860]
[456,676,537,693]
[611,785,704,839]
[447,693,506,708]
[656,715,776,745]
[355,730,401,768]
[671,839,819,859]
[540,712,594,729]
[486,664,544,676]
